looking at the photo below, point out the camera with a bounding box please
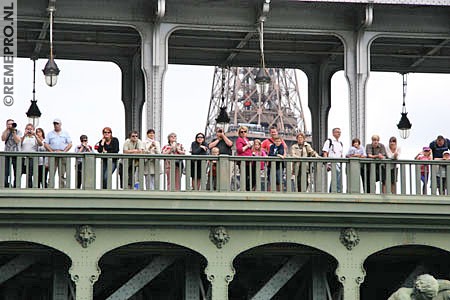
[11,123,17,129]
[217,129,223,133]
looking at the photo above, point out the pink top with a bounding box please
[236,137,253,156]
[417,154,431,175]
[252,149,267,170]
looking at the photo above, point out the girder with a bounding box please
[250,256,308,300]
[0,254,41,285]
[106,256,177,300]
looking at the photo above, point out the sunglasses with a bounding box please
[81,139,87,142]
[53,122,60,125]
[239,130,247,133]
[197,136,204,139]
[103,131,111,134]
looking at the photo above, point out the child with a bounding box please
[268,136,286,191]
[415,146,433,195]
[207,147,220,190]
[252,139,267,190]
[436,150,450,195]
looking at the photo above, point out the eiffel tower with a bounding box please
[205,66,309,146]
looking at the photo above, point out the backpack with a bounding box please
[321,138,342,157]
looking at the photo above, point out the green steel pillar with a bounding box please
[69,260,100,300]
[205,261,235,300]
[335,256,366,300]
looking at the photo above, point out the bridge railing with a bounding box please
[0,152,448,195]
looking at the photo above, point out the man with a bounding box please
[1,119,22,187]
[20,123,43,188]
[74,134,93,189]
[365,134,387,193]
[122,130,145,189]
[45,118,72,188]
[208,127,233,155]
[322,127,344,192]
[388,274,450,300]
[261,125,287,154]
[430,135,450,159]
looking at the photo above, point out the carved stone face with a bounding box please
[75,225,96,248]
[209,226,230,249]
[340,228,360,250]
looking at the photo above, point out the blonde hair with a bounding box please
[238,125,248,133]
[211,147,220,155]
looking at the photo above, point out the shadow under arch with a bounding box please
[230,242,341,300]
[95,241,209,300]
[362,244,450,300]
[0,241,71,299]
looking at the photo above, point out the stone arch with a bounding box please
[95,241,209,299]
[0,241,72,299]
[230,242,341,300]
[362,244,450,300]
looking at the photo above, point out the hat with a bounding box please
[423,146,431,151]
[53,118,62,124]
[444,150,450,155]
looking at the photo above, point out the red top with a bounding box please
[236,137,253,156]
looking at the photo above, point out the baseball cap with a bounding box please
[444,150,450,155]
[53,118,62,124]
[423,146,431,151]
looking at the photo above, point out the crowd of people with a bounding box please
[2,117,450,194]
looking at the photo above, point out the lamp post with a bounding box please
[397,73,412,139]
[215,67,230,132]
[42,0,60,87]
[255,16,271,95]
[26,59,42,127]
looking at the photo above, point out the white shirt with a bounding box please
[21,135,38,152]
[322,138,343,158]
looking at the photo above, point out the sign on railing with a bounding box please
[0,152,449,196]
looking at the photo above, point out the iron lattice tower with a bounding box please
[205,67,308,143]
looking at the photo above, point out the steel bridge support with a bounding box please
[137,22,172,142]
[250,256,308,300]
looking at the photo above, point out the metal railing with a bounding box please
[0,152,449,196]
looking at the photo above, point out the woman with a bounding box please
[144,129,161,190]
[161,132,185,191]
[346,138,367,192]
[290,132,319,192]
[190,132,208,190]
[386,136,401,193]
[35,128,48,188]
[97,127,120,189]
[235,125,255,191]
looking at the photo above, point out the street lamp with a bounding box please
[215,67,230,132]
[42,0,60,87]
[255,15,271,95]
[397,73,412,139]
[26,59,42,127]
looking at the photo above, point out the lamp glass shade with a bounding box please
[397,112,412,139]
[45,74,58,87]
[255,68,271,95]
[28,116,39,128]
[43,58,60,87]
[26,100,42,128]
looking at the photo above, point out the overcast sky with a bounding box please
[1,58,449,160]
